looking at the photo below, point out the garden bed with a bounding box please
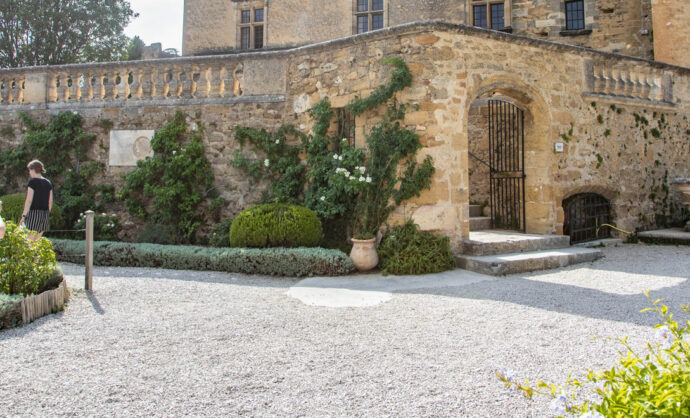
[0,278,69,331]
[50,239,355,277]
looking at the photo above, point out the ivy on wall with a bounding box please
[232,58,435,239]
[119,112,222,243]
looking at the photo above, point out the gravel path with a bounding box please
[1,243,688,416]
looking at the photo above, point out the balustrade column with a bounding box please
[56,72,69,102]
[129,68,142,100]
[68,72,81,102]
[140,67,153,100]
[153,67,168,100]
[208,63,223,98]
[0,77,8,103]
[180,63,194,98]
[168,68,181,99]
[195,64,210,99]
[10,77,23,104]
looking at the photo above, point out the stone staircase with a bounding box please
[469,204,491,231]
[457,227,604,276]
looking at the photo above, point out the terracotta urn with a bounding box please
[349,238,379,272]
[672,178,690,231]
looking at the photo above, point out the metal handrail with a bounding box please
[469,151,492,170]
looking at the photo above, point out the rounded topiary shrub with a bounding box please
[0,193,64,230]
[230,204,323,248]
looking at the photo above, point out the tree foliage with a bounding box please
[0,0,137,68]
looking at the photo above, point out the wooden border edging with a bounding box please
[19,279,70,324]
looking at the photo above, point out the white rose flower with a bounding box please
[275,140,280,144]
[342,138,348,142]
[359,176,365,182]
[320,196,325,201]
[366,176,372,183]
[264,159,270,167]
[338,155,343,161]
[172,150,177,155]
[333,154,339,160]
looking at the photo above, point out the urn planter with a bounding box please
[349,238,379,272]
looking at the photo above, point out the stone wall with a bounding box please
[512,0,653,59]
[651,0,690,67]
[183,0,655,59]
[2,22,689,248]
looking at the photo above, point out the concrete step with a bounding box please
[461,230,571,256]
[470,217,492,231]
[457,247,603,276]
[469,204,483,217]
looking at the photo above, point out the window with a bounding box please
[239,7,264,50]
[565,0,585,30]
[355,0,385,34]
[337,108,356,149]
[471,0,505,30]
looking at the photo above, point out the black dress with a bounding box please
[25,177,52,233]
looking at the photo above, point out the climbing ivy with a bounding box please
[231,57,435,239]
[119,112,221,243]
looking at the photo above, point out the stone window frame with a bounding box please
[353,0,387,35]
[468,0,512,32]
[559,0,594,36]
[238,5,265,50]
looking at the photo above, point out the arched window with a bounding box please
[563,193,611,244]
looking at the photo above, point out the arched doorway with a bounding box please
[466,76,553,235]
[468,97,526,231]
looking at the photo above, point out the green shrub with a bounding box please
[51,239,354,277]
[500,295,690,416]
[0,222,58,296]
[0,293,23,330]
[136,222,178,245]
[37,265,64,294]
[378,220,456,275]
[230,204,323,248]
[73,212,121,241]
[0,193,64,230]
[209,218,233,248]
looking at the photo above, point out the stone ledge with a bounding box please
[559,29,593,37]
[582,92,676,108]
[0,95,286,112]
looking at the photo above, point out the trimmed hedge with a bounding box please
[0,294,23,330]
[378,220,456,275]
[230,204,323,248]
[50,239,355,277]
[0,193,64,230]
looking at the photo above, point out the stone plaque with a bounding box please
[109,130,155,167]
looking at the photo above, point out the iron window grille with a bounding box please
[355,0,385,34]
[239,7,264,50]
[337,108,356,150]
[565,0,585,31]
[563,193,611,244]
[472,0,505,30]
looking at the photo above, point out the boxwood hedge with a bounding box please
[230,204,323,248]
[50,239,355,277]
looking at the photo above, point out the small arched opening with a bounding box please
[563,193,612,244]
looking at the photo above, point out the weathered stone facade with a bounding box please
[1,22,689,248]
[183,0,662,62]
[651,0,690,68]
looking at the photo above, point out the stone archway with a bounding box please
[464,75,554,234]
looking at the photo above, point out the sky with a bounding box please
[124,0,184,54]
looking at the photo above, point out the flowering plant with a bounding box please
[74,212,121,241]
[499,293,690,417]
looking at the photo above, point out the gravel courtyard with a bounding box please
[1,244,688,416]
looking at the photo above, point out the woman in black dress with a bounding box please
[20,160,53,241]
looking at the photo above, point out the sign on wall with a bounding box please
[109,130,155,167]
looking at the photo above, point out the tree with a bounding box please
[0,0,137,68]
[127,35,145,61]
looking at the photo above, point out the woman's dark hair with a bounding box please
[27,159,46,174]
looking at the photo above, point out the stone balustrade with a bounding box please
[585,60,674,104]
[0,55,287,107]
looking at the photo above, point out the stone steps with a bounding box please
[469,204,483,217]
[469,216,492,231]
[456,247,603,276]
[461,231,571,256]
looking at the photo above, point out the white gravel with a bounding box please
[1,243,688,416]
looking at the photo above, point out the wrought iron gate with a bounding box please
[488,99,526,231]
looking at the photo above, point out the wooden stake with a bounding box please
[85,210,94,291]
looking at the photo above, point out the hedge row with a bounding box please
[50,240,355,277]
[0,266,64,331]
